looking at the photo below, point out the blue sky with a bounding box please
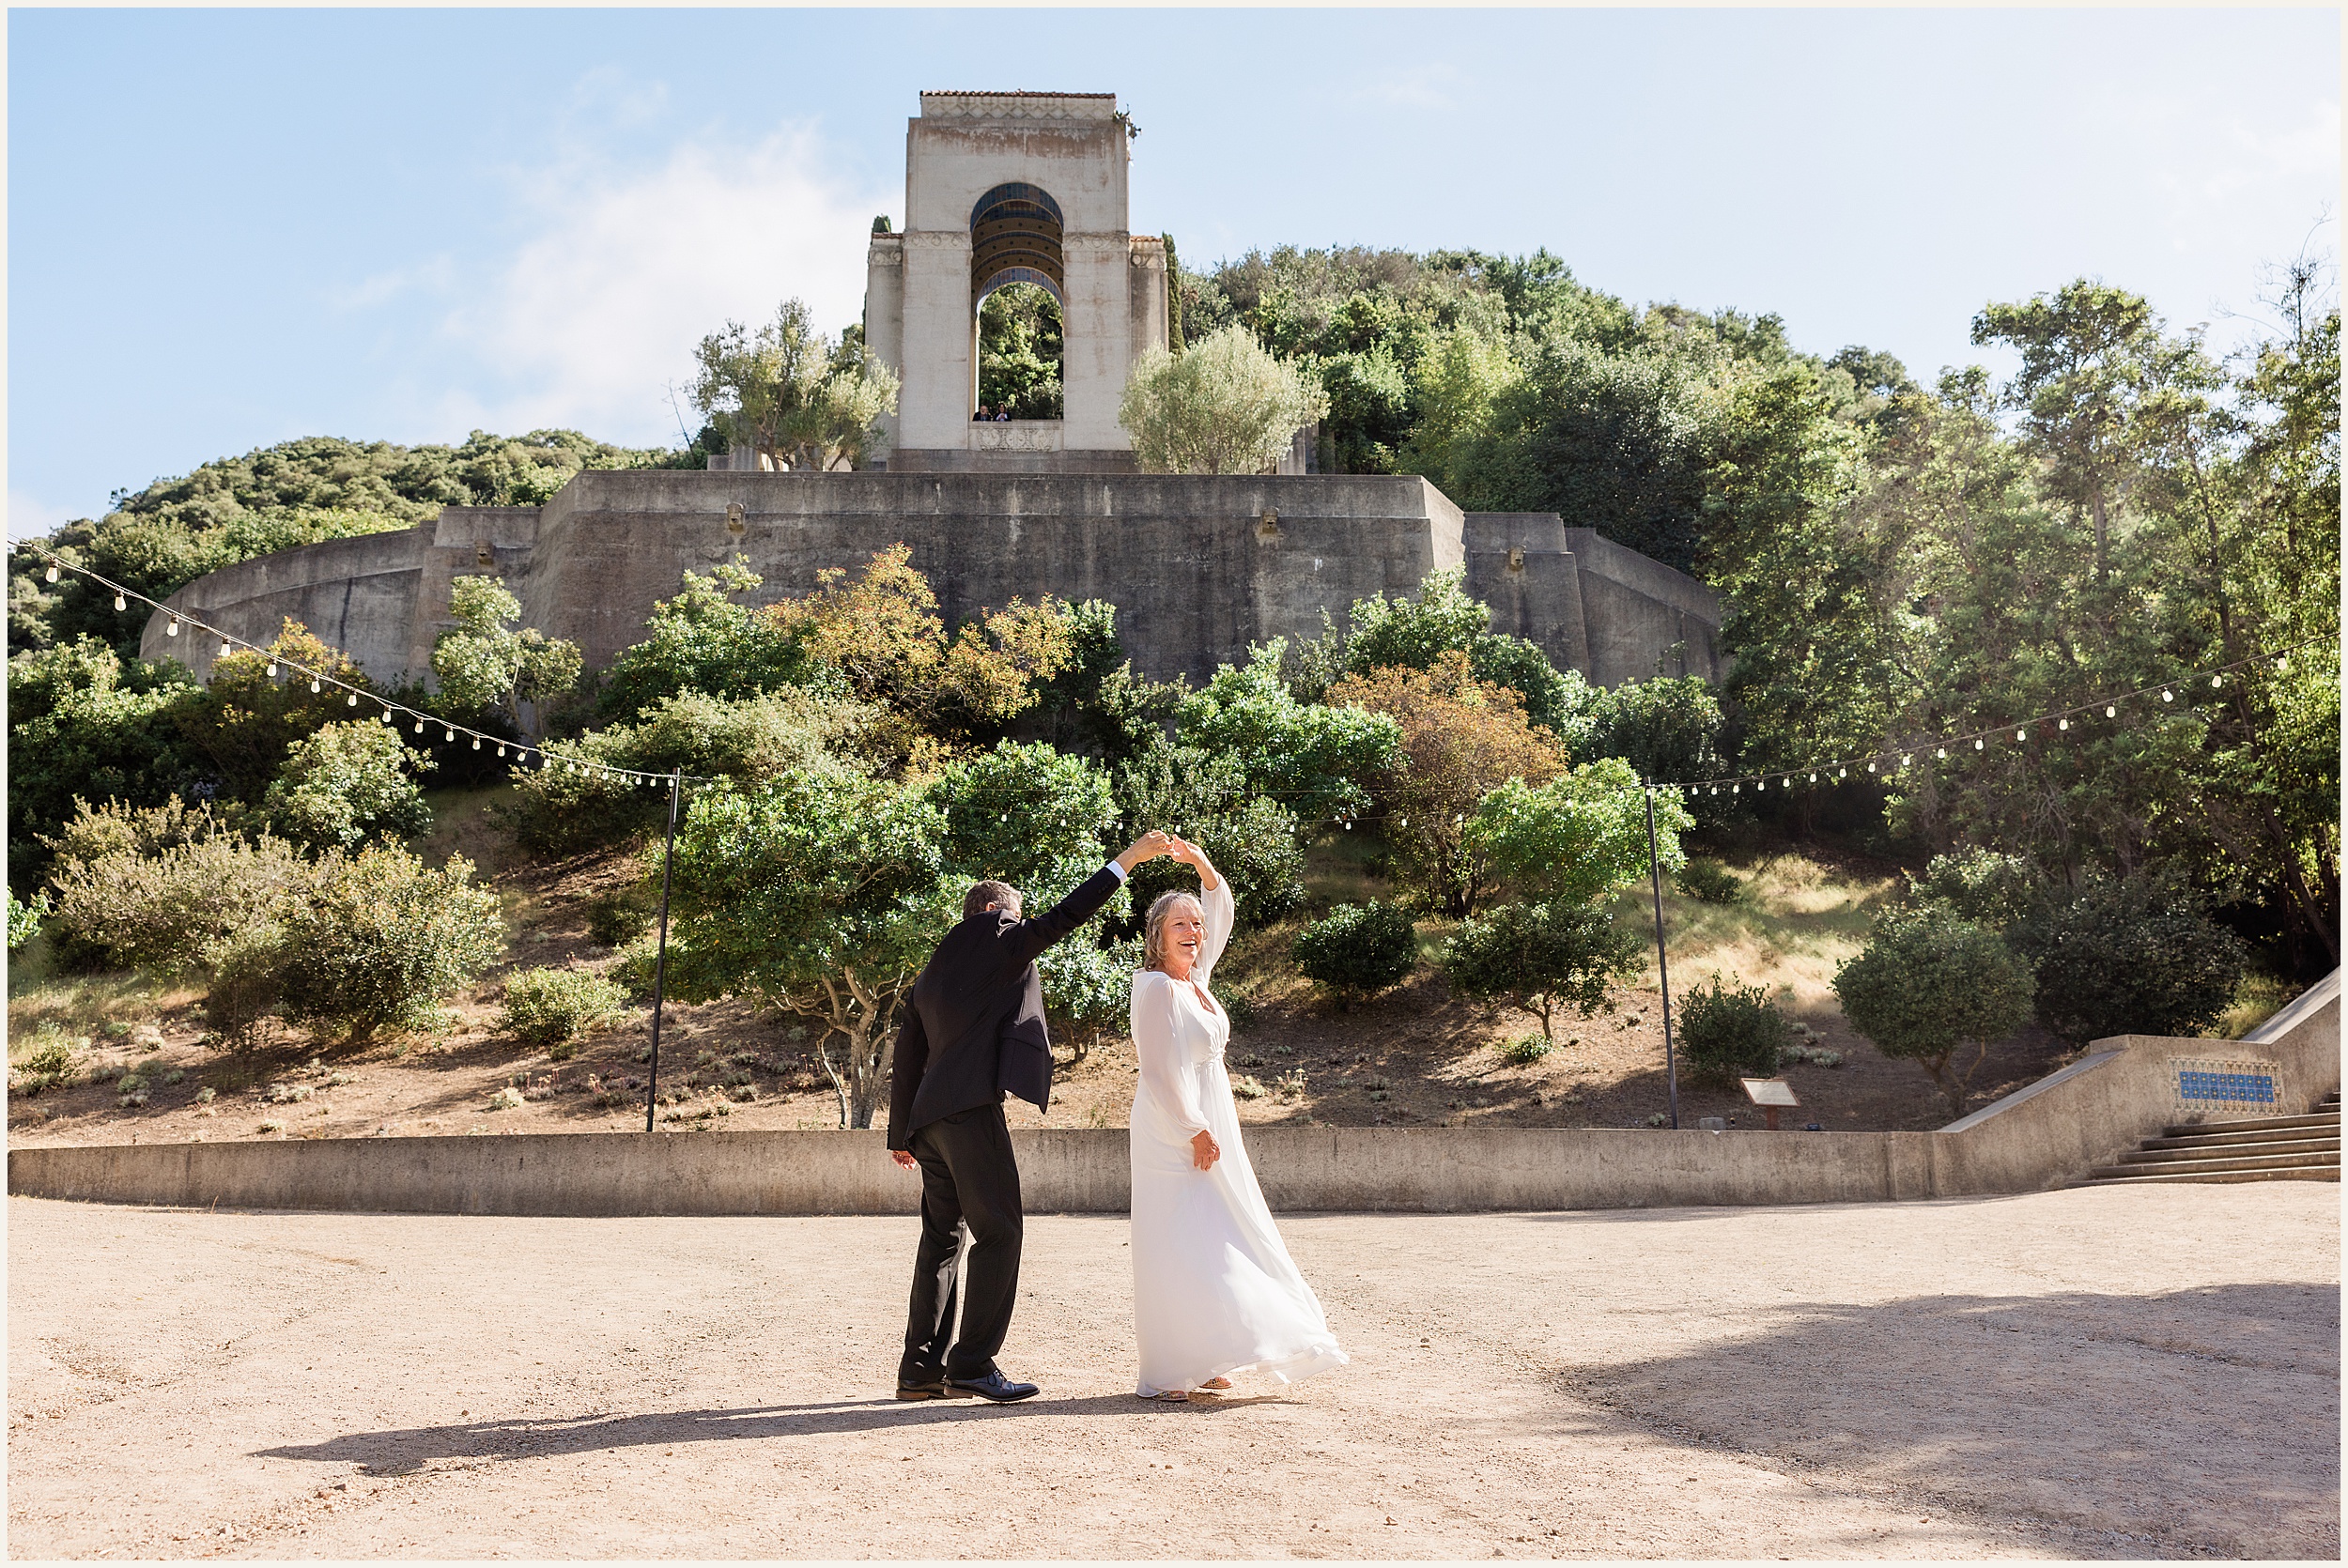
[8,8,2339,536]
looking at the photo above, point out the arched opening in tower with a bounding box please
[969,183,1066,422]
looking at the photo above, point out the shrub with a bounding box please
[46,803,317,976]
[1292,901,1417,1006]
[2014,875,2250,1046]
[8,889,50,949]
[1582,674,1728,789]
[1833,907,2036,1118]
[487,1086,525,1112]
[1676,973,1792,1084]
[1498,1033,1552,1065]
[1117,740,1308,928]
[274,847,506,1043]
[1444,899,1642,1040]
[1230,1074,1268,1099]
[1469,759,1678,909]
[201,923,292,1050]
[1328,652,1567,915]
[11,1029,82,1095]
[587,893,654,949]
[501,968,627,1053]
[1908,848,2042,930]
[1674,858,1743,904]
[264,719,436,851]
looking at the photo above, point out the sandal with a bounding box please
[1198,1377,1233,1391]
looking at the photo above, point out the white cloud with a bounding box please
[441,123,892,444]
[1363,65,1462,113]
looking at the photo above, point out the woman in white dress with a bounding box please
[1128,836,1349,1401]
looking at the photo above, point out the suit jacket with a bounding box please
[886,864,1123,1150]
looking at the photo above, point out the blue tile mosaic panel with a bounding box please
[2170,1057,2283,1112]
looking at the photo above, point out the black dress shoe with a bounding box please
[895,1371,973,1401]
[945,1369,1040,1403]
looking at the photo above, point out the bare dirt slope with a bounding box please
[10,806,2088,1149]
[8,1185,2337,1560]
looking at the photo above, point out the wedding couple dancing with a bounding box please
[887,829,1348,1404]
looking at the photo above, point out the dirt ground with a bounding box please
[8,1184,2337,1560]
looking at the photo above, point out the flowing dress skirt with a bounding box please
[1130,1047,1349,1397]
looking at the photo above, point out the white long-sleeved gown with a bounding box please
[1128,878,1348,1397]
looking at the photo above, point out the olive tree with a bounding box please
[430,576,582,733]
[690,298,901,471]
[665,772,955,1130]
[1467,758,1683,909]
[1832,907,2035,1119]
[1444,899,1642,1042]
[1119,324,1328,474]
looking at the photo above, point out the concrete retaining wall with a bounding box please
[12,976,2333,1216]
[140,471,1724,691]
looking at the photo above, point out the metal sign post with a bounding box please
[1643,784,1682,1130]
[645,770,682,1134]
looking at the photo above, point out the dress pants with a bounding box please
[901,1102,1024,1382]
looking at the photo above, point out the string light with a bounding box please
[498,744,508,758]
[2058,717,2069,730]
[2161,688,2174,702]
[165,618,178,637]
[113,594,126,611]
[2106,705,2117,718]
[471,737,482,750]
[1973,738,1985,750]
[443,727,456,742]
[2016,728,2026,741]
[266,662,278,679]
[310,678,321,693]
[44,564,59,582]
[1866,761,1877,773]
[220,638,233,658]
[2211,673,2224,688]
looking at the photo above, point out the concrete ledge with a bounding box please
[12,981,2335,1217]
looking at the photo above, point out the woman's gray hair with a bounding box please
[1141,889,1205,973]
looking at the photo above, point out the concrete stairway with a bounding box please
[2083,1092,2340,1186]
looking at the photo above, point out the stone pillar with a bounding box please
[897,229,975,451]
[863,232,904,457]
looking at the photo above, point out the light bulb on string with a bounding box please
[310,678,321,694]
[2276,654,2289,672]
[471,737,482,750]
[414,719,425,734]
[1837,767,1847,779]
[1973,738,1985,750]
[2105,705,2117,718]
[1809,772,1817,783]
[113,594,127,611]
[220,639,233,658]
[497,744,507,758]
[443,728,456,742]
[166,618,178,637]
[2059,717,2069,731]
[1755,778,1766,792]
[44,564,58,583]
[2161,688,2173,702]
[2211,674,2224,688]
[266,662,278,680]
[2016,729,2026,741]
[1866,761,1877,773]
[1936,747,1947,760]
[1731,783,1740,794]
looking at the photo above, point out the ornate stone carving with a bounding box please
[972,421,1065,453]
[901,230,971,250]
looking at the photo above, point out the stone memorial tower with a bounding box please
[863,91,1168,472]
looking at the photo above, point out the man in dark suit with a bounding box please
[887,830,1171,1403]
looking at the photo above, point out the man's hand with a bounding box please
[891,1149,918,1170]
[1116,830,1176,874]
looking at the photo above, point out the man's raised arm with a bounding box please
[1012,831,1172,965]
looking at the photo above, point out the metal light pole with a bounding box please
[1643,784,1682,1130]
[644,770,682,1134]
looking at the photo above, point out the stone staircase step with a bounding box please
[2142,1125,2341,1151]
[2092,1150,2340,1179]
[2119,1138,2339,1166]
[2082,1166,2340,1186]
[2159,1110,2340,1139]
